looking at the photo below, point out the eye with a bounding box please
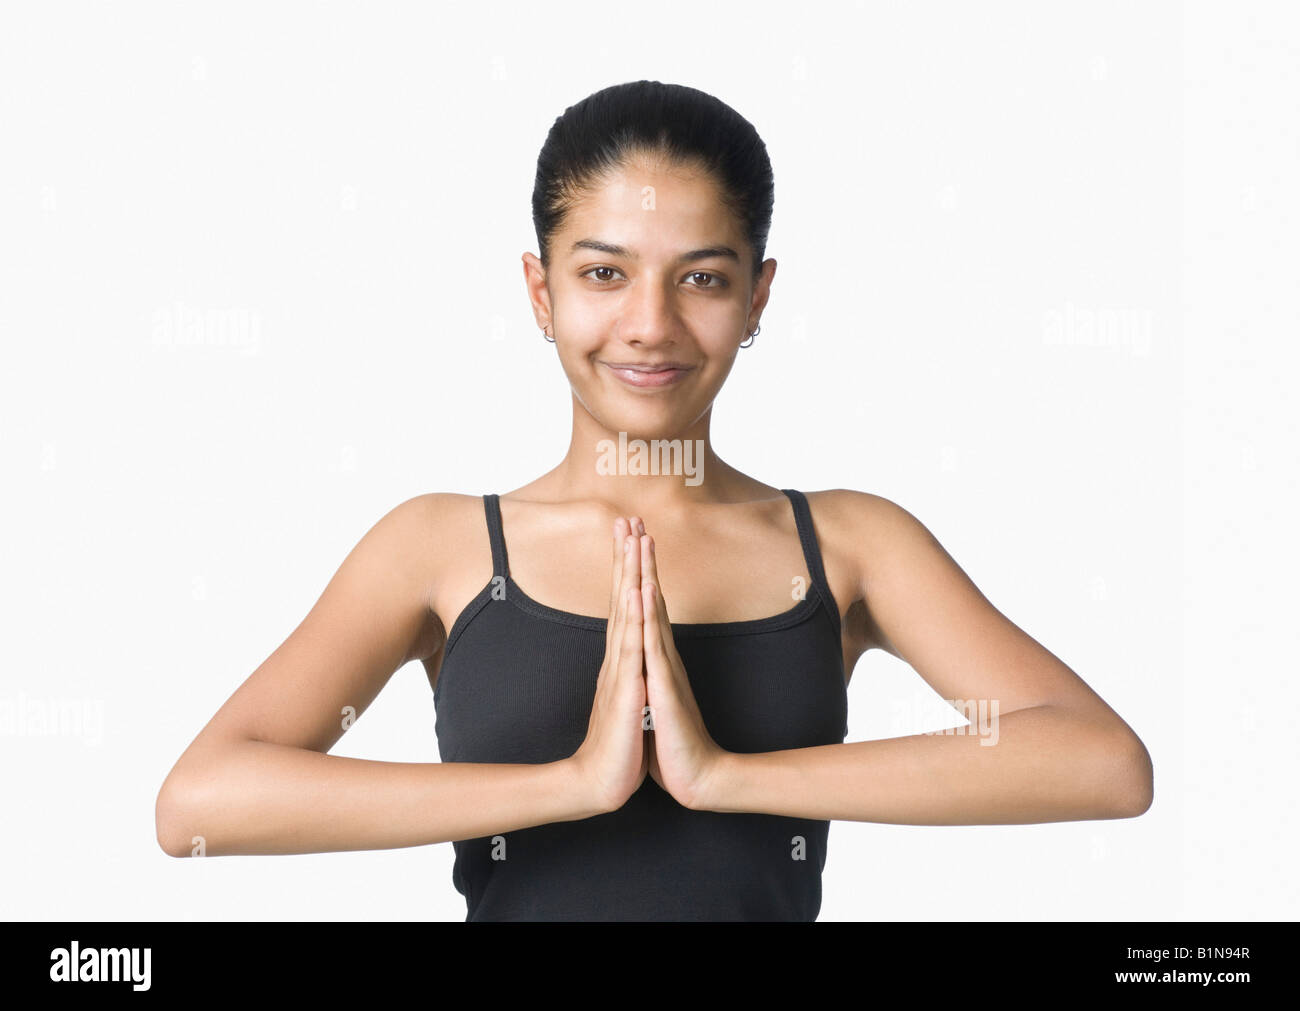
[685,271,727,289]
[580,266,728,288]
[581,265,624,284]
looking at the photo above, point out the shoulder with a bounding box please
[346,491,493,601]
[378,491,486,543]
[801,487,956,595]
[803,488,983,659]
[801,487,939,560]
[356,492,491,663]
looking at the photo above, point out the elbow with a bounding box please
[1102,727,1154,819]
[155,773,200,858]
[157,739,253,857]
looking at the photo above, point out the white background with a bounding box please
[1,1,1293,921]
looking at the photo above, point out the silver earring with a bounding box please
[542,324,555,343]
[740,322,760,348]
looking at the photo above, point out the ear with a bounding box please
[521,252,553,330]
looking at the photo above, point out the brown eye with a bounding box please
[686,271,725,288]
[582,266,622,283]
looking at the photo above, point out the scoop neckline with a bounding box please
[502,574,820,637]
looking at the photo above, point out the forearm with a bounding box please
[157,740,602,857]
[699,704,1152,825]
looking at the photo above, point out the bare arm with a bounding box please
[153,494,604,858]
[695,490,1154,824]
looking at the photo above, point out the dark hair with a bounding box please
[531,80,774,283]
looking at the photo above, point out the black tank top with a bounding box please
[432,489,849,921]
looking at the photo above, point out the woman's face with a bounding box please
[524,153,775,439]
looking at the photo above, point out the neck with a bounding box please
[535,395,761,513]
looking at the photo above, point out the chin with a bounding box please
[592,402,697,442]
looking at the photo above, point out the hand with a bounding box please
[636,529,729,811]
[568,518,649,814]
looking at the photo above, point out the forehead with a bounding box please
[558,157,744,253]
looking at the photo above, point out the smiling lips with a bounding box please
[601,361,694,388]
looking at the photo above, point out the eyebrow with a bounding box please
[569,238,740,265]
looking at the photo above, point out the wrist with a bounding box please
[689,748,739,812]
[554,756,615,820]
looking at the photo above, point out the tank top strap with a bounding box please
[482,493,510,578]
[780,489,842,639]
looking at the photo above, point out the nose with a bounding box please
[618,274,678,347]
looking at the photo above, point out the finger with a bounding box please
[610,517,628,592]
[622,527,642,627]
[642,534,678,658]
[644,582,679,690]
[613,527,641,652]
[618,535,643,677]
[619,582,644,684]
[606,516,628,653]
[641,580,668,666]
[610,516,627,590]
[606,532,636,670]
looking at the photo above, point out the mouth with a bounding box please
[600,361,695,389]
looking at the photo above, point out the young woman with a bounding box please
[155,80,1153,921]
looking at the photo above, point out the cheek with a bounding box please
[551,304,610,351]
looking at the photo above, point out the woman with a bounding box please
[155,80,1153,921]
